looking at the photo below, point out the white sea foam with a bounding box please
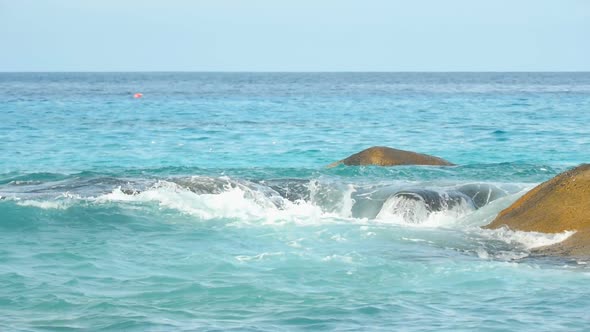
[98,181,271,220]
[322,254,354,264]
[96,181,332,225]
[480,227,576,250]
[11,177,571,258]
[475,247,490,259]
[401,237,434,244]
[375,194,475,227]
[17,200,70,210]
[287,239,304,248]
[235,252,284,262]
[331,234,347,242]
[337,184,356,218]
[9,190,82,210]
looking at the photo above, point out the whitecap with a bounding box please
[480,227,576,250]
[17,200,70,210]
[375,193,475,227]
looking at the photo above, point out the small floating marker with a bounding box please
[133,93,143,99]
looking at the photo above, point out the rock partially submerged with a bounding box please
[484,164,590,257]
[327,146,454,168]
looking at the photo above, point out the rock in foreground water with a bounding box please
[485,164,590,257]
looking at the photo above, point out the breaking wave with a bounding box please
[0,174,574,258]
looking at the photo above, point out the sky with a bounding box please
[0,0,588,72]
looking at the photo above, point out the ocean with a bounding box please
[1,72,590,331]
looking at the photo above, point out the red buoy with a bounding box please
[133,93,143,99]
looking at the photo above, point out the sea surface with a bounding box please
[1,72,590,331]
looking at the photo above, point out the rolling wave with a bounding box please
[1,173,572,257]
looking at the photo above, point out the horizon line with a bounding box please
[1,70,590,74]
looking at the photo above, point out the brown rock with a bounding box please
[327,146,454,168]
[484,164,590,257]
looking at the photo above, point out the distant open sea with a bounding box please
[1,72,590,331]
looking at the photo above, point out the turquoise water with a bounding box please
[1,73,590,331]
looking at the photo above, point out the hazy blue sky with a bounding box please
[1,0,588,71]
